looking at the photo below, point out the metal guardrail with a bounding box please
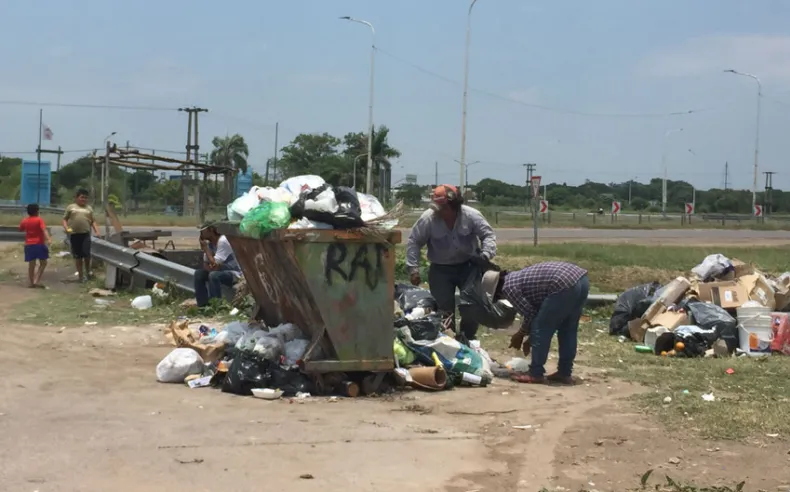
[91,237,196,294]
[0,204,66,215]
[0,225,54,242]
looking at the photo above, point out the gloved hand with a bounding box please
[509,332,531,357]
[470,253,490,268]
[409,271,421,286]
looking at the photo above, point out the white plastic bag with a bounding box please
[253,335,285,361]
[279,175,326,197]
[267,323,306,343]
[156,348,204,383]
[691,254,732,281]
[131,295,153,310]
[288,217,334,229]
[235,329,270,352]
[305,188,338,213]
[257,186,293,204]
[220,321,252,346]
[229,189,262,219]
[284,339,310,365]
[357,192,386,221]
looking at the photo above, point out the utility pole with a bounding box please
[434,161,438,187]
[178,107,208,218]
[724,162,729,191]
[763,171,776,216]
[266,122,279,186]
[523,163,536,210]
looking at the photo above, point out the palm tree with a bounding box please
[210,134,249,202]
[370,126,401,201]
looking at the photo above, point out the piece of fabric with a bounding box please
[194,268,237,307]
[406,205,496,272]
[428,261,479,340]
[63,204,94,234]
[501,261,588,335]
[528,275,589,378]
[213,235,241,277]
[19,216,46,245]
[69,232,92,259]
[24,244,49,262]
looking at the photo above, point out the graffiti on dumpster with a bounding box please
[323,242,386,290]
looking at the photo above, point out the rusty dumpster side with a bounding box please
[218,225,401,374]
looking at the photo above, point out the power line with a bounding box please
[0,100,179,111]
[0,147,187,156]
[375,47,708,119]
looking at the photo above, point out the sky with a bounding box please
[1,0,789,192]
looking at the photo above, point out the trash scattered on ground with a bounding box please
[610,253,790,360]
[663,396,672,404]
[702,393,716,402]
[131,295,153,310]
[89,288,115,297]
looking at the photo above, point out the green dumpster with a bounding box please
[217,225,401,375]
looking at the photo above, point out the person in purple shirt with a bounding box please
[482,261,589,384]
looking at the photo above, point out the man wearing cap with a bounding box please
[482,261,589,384]
[194,222,242,308]
[406,184,497,341]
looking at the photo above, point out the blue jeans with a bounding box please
[529,275,590,378]
[194,268,236,307]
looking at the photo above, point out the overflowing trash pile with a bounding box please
[610,254,790,358]
[226,175,399,237]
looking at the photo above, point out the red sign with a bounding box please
[754,204,763,217]
[539,200,548,213]
[611,201,621,214]
[531,175,542,198]
[685,203,694,215]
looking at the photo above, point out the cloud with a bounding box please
[637,34,790,83]
[507,87,541,104]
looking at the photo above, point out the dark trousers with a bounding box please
[428,261,479,340]
[529,275,590,378]
[194,268,236,307]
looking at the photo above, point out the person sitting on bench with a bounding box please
[194,222,242,307]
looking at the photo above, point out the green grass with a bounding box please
[396,243,789,293]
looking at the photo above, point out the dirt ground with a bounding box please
[1,261,789,491]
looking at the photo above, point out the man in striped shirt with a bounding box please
[482,261,589,384]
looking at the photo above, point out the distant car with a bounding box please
[164,206,183,216]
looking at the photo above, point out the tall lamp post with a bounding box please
[724,69,762,211]
[340,16,376,196]
[459,0,480,195]
[352,153,367,190]
[661,127,683,215]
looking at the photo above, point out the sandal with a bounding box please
[511,373,546,384]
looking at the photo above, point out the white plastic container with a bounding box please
[737,305,773,356]
[644,326,670,349]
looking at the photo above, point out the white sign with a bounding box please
[754,204,764,217]
[531,175,542,199]
[539,200,548,213]
[611,201,622,214]
[685,203,694,215]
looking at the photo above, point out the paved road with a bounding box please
[77,226,789,245]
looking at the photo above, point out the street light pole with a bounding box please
[661,128,683,215]
[352,153,367,190]
[340,16,376,196]
[460,0,480,195]
[724,69,762,211]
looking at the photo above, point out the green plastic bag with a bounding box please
[240,202,292,238]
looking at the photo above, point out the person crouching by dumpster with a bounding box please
[195,222,242,308]
[405,184,497,341]
[482,261,589,384]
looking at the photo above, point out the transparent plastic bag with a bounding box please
[156,348,204,383]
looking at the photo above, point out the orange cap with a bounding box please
[432,184,459,205]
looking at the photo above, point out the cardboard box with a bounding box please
[772,277,790,311]
[721,258,754,280]
[697,281,749,309]
[738,273,776,310]
[650,311,690,330]
[628,318,648,343]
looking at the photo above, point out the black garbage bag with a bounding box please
[291,184,365,229]
[270,365,314,396]
[221,352,272,396]
[458,263,517,329]
[609,282,662,336]
[686,301,738,353]
[654,332,709,357]
[289,183,331,219]
[408,313,445,341]
[395,283,438,313]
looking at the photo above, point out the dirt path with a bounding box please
[0,259,788,491]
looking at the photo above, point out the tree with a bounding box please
[342,125,401,197]
[395,184,425,207]
[210,134,249,201]
[277,132,342,180]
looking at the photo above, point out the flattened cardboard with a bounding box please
[773,277,790,311]
[697,281,749,309]
[650,311,690,330]
[721,258,754,280]
[738,273,776,310]
[628,318,648,343]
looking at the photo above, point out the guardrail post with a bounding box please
[547,211,551,224]
[592,213,596,224]
[572,212,575,220]
[638,213,642,224]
